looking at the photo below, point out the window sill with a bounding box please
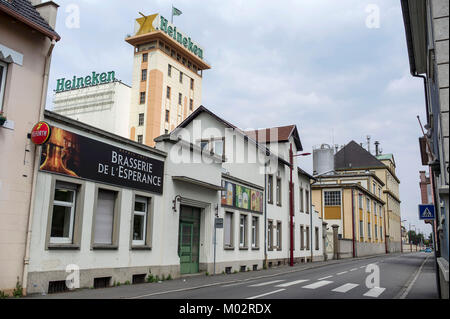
[239,246,249,250]
[47,244,80,250]
[251,247,260,251]
[92,245,118,250]
[224,246,235,250]
[131,246,152,250]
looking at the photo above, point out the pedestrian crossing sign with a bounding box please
[418,204,435,220]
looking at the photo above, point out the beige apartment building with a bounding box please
[0,0,59,295]
[125,13,210,147]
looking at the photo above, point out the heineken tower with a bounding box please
[125,13,211,147]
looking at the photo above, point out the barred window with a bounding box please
[324,191,341,206]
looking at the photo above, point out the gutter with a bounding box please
[22,38,56,295]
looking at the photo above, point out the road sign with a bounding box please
[215,218,223,228]
[418,204,435,220]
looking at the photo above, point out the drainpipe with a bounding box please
[351,189,356,258]
[309,184,313,262]
[22,39,56,295]
[289,143,294,266]
[264,160,268,268]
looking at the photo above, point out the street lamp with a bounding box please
[289,143,311,267]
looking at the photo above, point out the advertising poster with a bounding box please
[221,181,235,206]
[235,185,251,210]
[251,190,263,213]
[39,126,164,194]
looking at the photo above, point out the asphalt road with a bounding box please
[28,252,438,299]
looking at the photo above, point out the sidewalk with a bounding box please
[405,254,439,299]
[26,253,400,299]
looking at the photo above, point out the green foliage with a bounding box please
[205,272,209,276]
[166,274,172,280]
[124,280,131,285]
[146,274,155,283]
[13,281,23,298]
[0,290,8,299]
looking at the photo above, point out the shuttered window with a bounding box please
[94,189,116,245]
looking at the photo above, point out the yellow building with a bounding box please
[125,13,211,147]
[312,171,386,244]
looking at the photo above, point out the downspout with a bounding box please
[351,189,356,258]
[310,184,313,262]
[264,160,268,268]
[22,38,56,295]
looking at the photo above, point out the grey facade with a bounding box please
[401,0,449,299]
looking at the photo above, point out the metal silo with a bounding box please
[313,144,334,176]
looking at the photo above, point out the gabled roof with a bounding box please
[376,153,396,167]
[0,0,60,41]
[244,125,302,151]
[334,140,386,170]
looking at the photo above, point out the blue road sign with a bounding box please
[418,204,435,220]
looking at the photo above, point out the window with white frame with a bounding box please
[50,182,77,244]
[138,113,144,126]
[199,137,225,158]
[224,212,233,248]
[0,61,7,111]
[276,178,282,206]
[359,220,364,238]
[94,189,117,245]
[324,190,341,206]
[239,215,247,248]
[306,226,310,250]
[268,220,274,249]
[299,187,304,212]
[268,175,273,204]
[315,227,319,250]
[132,196,148,246]
[368,222,371,238]
[366,198,370,212]
[300,225,305,249]
[375,223,378,238]
[251,216,258,248]
[358,194,363,209]
[276,221,282,249]
[305,189,310,213]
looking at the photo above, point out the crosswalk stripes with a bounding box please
[248,280,285,287]
[363,287,386,297]
[331,283,359,293]
[301,280,333,289]
[275,279,309,287]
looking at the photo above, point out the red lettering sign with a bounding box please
[31,121,51,145]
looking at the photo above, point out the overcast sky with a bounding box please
[46,0,432,237]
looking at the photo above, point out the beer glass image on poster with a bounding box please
[235,185,251,210]
[221,181,235,206]
[251,190,263,213]
[39,126,164,194]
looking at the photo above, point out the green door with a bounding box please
[179,205,200,274]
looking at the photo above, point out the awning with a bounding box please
[172,176,223,191]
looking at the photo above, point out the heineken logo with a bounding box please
[55,71,116,93]
[158,16,203,60]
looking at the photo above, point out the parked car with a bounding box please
[425,247,432,253]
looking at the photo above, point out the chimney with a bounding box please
[366,135,371,154]
[34,1,59,29]
[375,141,380,156]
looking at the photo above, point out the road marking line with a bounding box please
[246,289,286,299]
[363,287,386,298]
[350,268,358,271]
[275,279,309,287]
[302,280,333,289]
[332,283,359,293]
[249,280,285,287]
[317,275,333,280]
[336,271,348,275]
[397,255,430,299]
[360,266,366,269]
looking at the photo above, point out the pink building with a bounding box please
[0,0,59,295]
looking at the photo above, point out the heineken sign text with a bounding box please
[55,71,116,93]
[158,16,203,60]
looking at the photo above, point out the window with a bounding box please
[165,129,169,134]
[368,222,371,238]
[373,203,377,216]
[268,175,273,204]
[50,182,77,244]
[189,98,193,111]
[299,187,304,212]
[165,110,169,122]
[276,221,282,250]
[305,189,310,213]
[199,138,225,158]
[375,223,378,239]
[142,53,148,62]
[168,64,172,77]
[179,72,183,83]
[224,212,233,248]
[276,177,281,206]
[300,225,305,250]
[137,135,143,144]
[358,194,363,209]
[315,227,319,250]
[251,216,258,248]
[366,198,370,212]
[93,189,117,245]
[132,196,148,246]
[190,78,194,90]
[324,191,341,206]
[268,220,274,250]
[239,215,247,248]
[139,92,145,104]
[141,69,147,81]
[178,93,182,105]
[166,86,171,99]
[138,113,144,126]
[0,61,7,111]
[359,220,364,239]
[213,138,224,157]
[373,182,376,194]
[305,226,310,250]
[378,187,381,197]
[380,226,383,239]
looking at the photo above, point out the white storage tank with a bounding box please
[313,144,334,176]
